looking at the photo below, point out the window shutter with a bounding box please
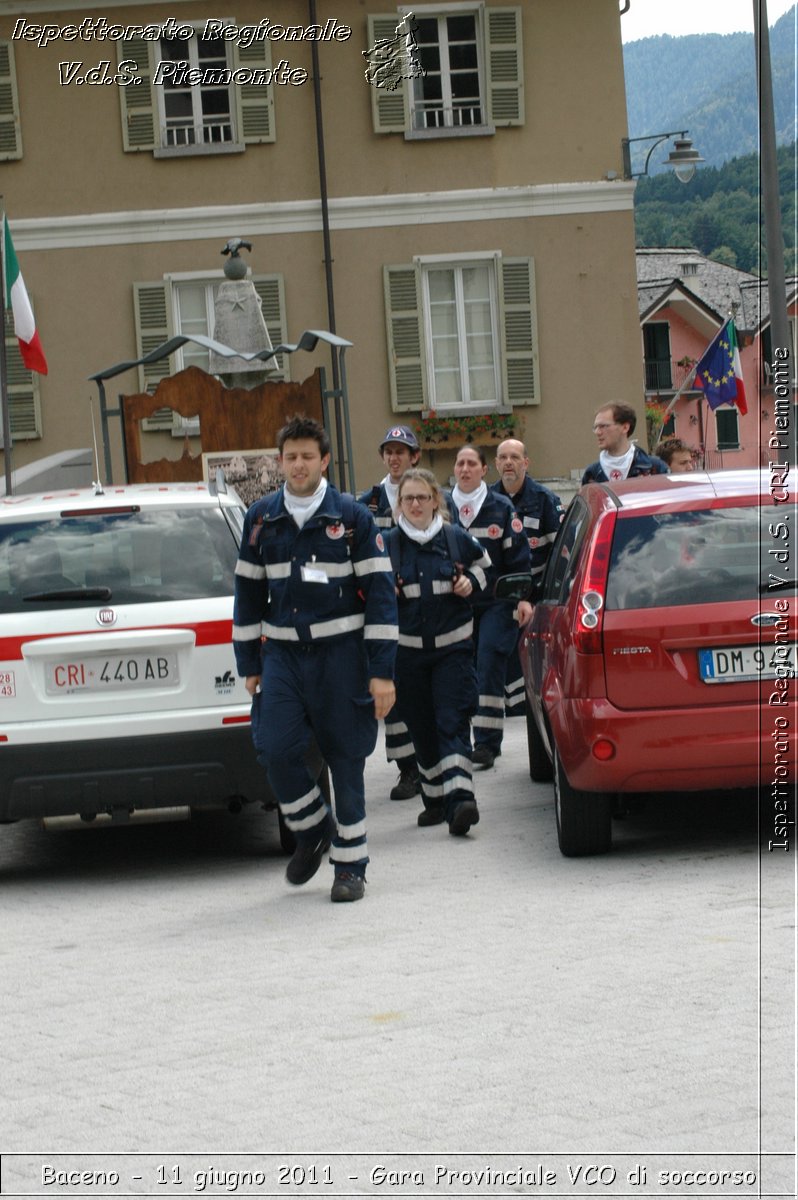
[384,265,427,412]
[233,41,275,143]
[485,7,524,127]
[367,15,408,134]
[118,40,156,151]
[3,306,41,442]
[133,282,174,429]
[0,41,22,161]
[251,275,289,380]
[499,258,539,406]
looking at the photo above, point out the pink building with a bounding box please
[637,249,797,468]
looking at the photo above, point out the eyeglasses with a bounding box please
[400,493,434,505]
[592,422,617,431]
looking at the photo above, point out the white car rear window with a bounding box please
[0,506,240,610]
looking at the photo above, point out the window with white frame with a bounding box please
[118,32,274,155]
[156,30,236,149]
[383,254,538,415]
[409,9,485,131]
[422,261,500,407]
[367,7,523,138]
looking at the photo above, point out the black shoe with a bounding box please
[471,745,499,770]
[449,800,480,837]
[331,872,366,903]
[390,767,421,801]
[417,806,445,827]
[285,814,334,886]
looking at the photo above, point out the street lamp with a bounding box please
[621,130,704,183]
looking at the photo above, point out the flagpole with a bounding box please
[0,201,13,496]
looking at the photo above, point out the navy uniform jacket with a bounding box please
[490,476,563,580]
[386,524,492,651]
[582,447,667,485]
[450,489,531,602]
[233,484,398,681]
[357,482,395,530]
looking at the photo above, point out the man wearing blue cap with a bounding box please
[358,425,422,800]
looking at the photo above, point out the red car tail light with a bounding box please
[592,738,616,761]
[573,511,616,654]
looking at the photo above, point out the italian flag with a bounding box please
[3,217,47,375]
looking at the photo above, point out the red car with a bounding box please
[516,469,796,856]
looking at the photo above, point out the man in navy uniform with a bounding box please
[358,424,422,801]
[582,403,667,483]
[451,444,530,770]
[490,438,563,718]
[233,415,398,903]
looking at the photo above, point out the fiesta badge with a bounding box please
[326,522,345,539]
[96,608,117,627]
[487,524,502,539]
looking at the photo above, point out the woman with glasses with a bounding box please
[385,469,492,837]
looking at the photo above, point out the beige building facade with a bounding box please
[0,0,642,488]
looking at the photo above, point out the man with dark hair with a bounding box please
[233,414,398,903]
[358,424,422,801]
[582,403,667,484]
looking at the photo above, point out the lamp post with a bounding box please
[622,130,704,182]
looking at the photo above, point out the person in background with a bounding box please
[358,424,423,802]
[582,403,667,484]
[450,444,531,770]
[490,438,564,719]
[655,437,695,473]
[386,469,491,836]
[233,415,397,904]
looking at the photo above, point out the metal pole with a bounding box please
[309,0,340,397]
[0,203,14,495]
[754,0,794,465]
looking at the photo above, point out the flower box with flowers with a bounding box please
[415,411,518,447]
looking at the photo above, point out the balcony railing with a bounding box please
[644,358,699,393]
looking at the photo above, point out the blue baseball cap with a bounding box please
[379,425,419,452]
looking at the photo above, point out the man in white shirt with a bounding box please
[582,403,667,484]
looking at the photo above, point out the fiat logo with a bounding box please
[96,608,117,627]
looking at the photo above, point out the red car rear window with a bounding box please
[605,506,764,610]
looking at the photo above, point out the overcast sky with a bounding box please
[620,0,797,41]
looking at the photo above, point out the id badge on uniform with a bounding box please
[301,563,329,584]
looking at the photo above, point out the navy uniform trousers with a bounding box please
[472,602,522,754]
[394,643,478,821]
[252,634,377,872]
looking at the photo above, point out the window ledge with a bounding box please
[405,124,495,141]
[153,142,245,159]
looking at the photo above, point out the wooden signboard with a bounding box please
[121,366,324,484]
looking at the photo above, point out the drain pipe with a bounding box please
[308,0,348,488]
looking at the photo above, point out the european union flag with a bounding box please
[694,319,748,415]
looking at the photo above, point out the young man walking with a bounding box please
[233,416,397,902]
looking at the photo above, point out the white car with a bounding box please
[0,481,310,844]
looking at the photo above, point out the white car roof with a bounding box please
[0,483,240,521]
